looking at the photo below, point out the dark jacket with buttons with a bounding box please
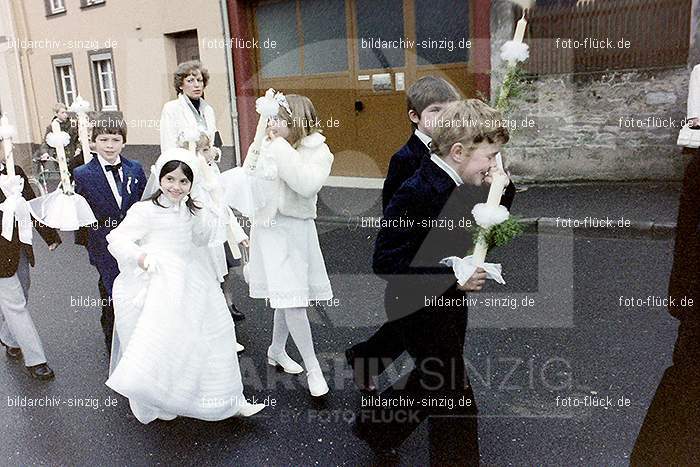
[0,164,61,278]
[374,157,515,321]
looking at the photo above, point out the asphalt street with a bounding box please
[0,221,679,466]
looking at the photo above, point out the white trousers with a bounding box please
[0,250,47,366]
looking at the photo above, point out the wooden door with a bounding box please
[252,0,476,178]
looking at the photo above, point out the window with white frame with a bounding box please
[49,0,66,14]
[52,56,77,105]
[82,0,106,7]
[89,51,118,111]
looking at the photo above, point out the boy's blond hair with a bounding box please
[431,99,509,158]
[277,94,322,147]
[52,102,67,114]
[177,131,210,152]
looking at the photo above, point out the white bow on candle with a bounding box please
[0,173,33,244]
[27,120,96,231]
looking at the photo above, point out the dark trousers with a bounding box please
[349,320,405,376]
[358,304,479,465]
[631,322,700,466]
[98,277,114,352]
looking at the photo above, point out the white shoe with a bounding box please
[267,348,304,374]
[238,402,265,417]
[236,342,245,353]
[307,369,329,397]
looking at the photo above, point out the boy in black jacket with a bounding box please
[355,100,513,465]
[346,77,460,390]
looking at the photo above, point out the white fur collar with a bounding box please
[300,132,325,148]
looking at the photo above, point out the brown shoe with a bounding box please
[1,339,22,361]
[6,346,22,361]
[26,363,55,381]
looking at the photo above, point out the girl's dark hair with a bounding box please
[149,160,200,214]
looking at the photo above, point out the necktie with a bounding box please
[105,163,123,198]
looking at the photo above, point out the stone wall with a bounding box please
[490,0,698,182]
[504,68,691,182]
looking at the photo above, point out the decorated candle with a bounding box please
[472,166,510,264]
[50,120,74,194]
[0,116,16,177]
[244,88,278,171]
[70,96,92,164]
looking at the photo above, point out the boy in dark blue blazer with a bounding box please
[73,114,146,351]
[381,76,460,211]
[347,77,461,390]
[355,100,514,464]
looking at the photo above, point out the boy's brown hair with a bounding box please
[431,99,509,158]
[90,112,127,143]
[277,94,322,147]
[407,76,461,127]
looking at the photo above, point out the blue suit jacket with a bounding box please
[382,133,430,213]
[74,155,146,294]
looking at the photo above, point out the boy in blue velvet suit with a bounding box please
[354,100,514,465]
[346,77,461,390]
[74,113,146,351]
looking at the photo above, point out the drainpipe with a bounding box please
[219,0,242,167]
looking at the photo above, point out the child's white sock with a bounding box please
[269,308,289,354]
[283,307,321,372]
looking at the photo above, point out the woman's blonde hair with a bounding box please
[276,94,322,147]
[431,99,509,158]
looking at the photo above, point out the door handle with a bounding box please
[355,100,364,112]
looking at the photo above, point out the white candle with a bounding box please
[243,88,277,171]
[472,168,510,264]
[0,116,16,177]
[514,14,527,44]
[77,113,92,164]
[70,95,92,163]
[51,120,74,194]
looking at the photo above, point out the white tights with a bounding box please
[270,307,320,372]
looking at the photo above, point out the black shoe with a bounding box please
[352,420,400,462]
[229,303,246,321]
[26,363,55,381]
[0,339,22,361]
[345,346,377,393]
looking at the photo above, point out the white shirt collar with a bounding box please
[414,129,432,150]
[97,154,122,170]
[0,162,5,172]
[430,153,463,186]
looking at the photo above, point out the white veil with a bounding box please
[141,147,201,201]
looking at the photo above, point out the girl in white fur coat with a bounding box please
[245,94,333,397]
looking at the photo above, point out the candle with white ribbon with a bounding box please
[49,120,74,194]
[471,165,510,265]
[243,88,278,171]
[69,95,92,164]
[0,116,16,177]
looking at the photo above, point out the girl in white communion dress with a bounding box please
[105,148,264,424]
[244,94,334,397]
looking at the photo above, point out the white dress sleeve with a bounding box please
[271,137,332,198]
[106,203,149,269]
[191,202,226,247]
